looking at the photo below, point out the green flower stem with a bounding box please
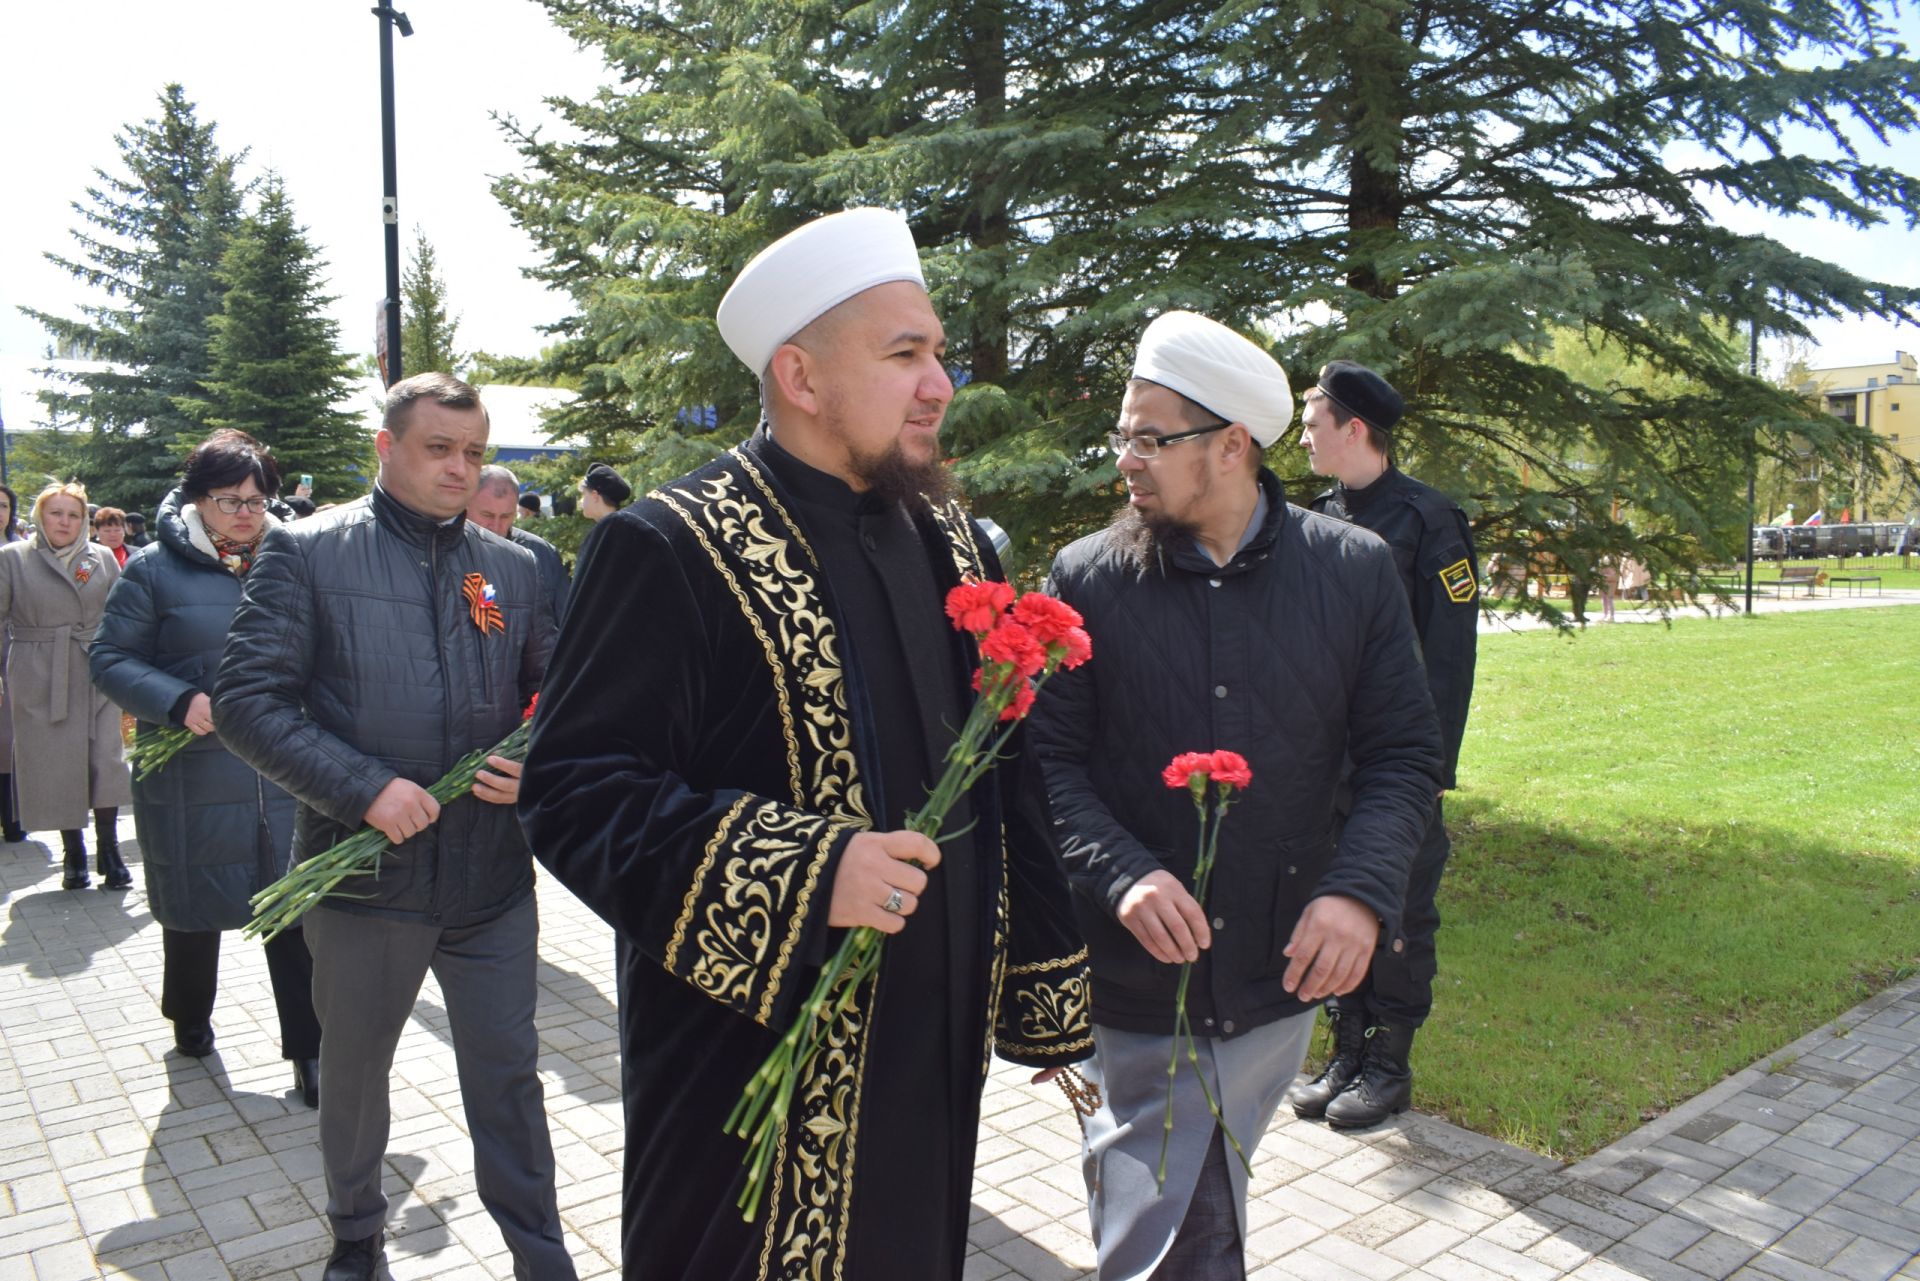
[1155,785,1249,1192]
[244,719,535,944]
[728,655,1065,1222]
[129,725,197,781]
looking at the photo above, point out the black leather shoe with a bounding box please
[1324,1023,1417,1130]
[3,825,27,843]
[293,1057,320,1109]
[1287,1004,1368,1120]
[173,1022,215,1057]
[322,1231,383,1281]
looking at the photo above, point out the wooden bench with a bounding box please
[1774,565,1823,597]
[1829,574,1882,597]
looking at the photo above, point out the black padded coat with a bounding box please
[90,489,297,932]
[214,485,554,927]
[1028,470,1444,1037]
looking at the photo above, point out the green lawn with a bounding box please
[1412,606,1920,1159]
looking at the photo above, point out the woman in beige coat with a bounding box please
[0,482,135,888]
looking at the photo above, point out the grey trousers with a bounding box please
[1081,1013,1316,1281]
[305,899,576,1280]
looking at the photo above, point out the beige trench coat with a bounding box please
[0,538,133,829]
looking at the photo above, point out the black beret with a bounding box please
[517,492,541,512]
[1317,361,1404,432]
[583,462,633,507]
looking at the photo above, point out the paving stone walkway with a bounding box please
[2,821,1915,1280]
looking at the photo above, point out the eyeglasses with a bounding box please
[1107,421,1232,460]
[211,496,270,514]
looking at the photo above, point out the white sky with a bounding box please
[2,0,1918,428]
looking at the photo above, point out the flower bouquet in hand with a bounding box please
[129,724,197,780]
[725,582,1091,1221]
[245,694,540,943]
[1157,749,1253,1190]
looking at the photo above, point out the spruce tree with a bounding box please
[497,0,1920,583]
[184,179,368,503]
[401,226,466,379]
[21,85,242,512]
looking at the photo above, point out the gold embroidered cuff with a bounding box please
[663,798,845,1024]
[994,947,1094,1062]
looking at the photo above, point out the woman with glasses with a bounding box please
[91,431,320,1094]
[0,482,135,887]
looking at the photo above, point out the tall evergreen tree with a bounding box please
[182,178,368,502]
[21,85,243,512]
[497,0,1920,583]
[401,226,467,379]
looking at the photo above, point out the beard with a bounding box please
[1107,501,1199,570]
[849,439,957,509]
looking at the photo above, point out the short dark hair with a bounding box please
[286,496,317,519]
[384,371,489,437]
[182,429,282,501]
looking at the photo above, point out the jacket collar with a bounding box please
[372,483,468,550]
[1162,468,1289,578]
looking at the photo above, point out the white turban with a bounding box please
[1130,311,1294,447]
[716,208,926,375]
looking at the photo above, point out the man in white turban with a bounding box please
[1027,312,1444,1278]
[520,209,1092,1280]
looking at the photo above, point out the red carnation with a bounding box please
[945,581,1015,635]
[1054,626,1093,671]
[522,693,540,721]
[998,683,1037,722]
[980,620,1047,677]
[1012,592,1084,645]
[1208,749,1252,790]
[1162,751,1215,789]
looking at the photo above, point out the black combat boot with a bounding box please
[1324,1023,1417,1129]
[60,829,89,890]
[94,808,132,889]
[1287,1003,1369,1119]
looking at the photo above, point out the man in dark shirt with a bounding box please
[1290,360,1479,1129]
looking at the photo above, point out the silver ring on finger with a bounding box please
[881,888,905,915]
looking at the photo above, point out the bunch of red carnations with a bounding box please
[726,581,1091,1220]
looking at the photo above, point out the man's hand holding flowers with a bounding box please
[828,830,941,935]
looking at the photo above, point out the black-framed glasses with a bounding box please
[211,496,270,514]
[1107,421,1232,460]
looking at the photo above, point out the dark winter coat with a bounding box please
[1028,470,1445,1037]
[214,485,554,927]
[90,490,297,932]
[509,524,570,630]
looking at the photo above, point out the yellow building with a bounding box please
[1800,351,1919,521]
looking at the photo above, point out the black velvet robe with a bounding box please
[520,430,1092,1281]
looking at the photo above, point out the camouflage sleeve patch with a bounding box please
[1439,556,1478,603]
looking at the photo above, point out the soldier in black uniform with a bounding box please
[1286,360,1479,1129]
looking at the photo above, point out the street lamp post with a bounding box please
[372,5,413,388]
[1745,315,1759,615]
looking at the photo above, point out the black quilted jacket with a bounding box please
[1028,470,1444,1036]
[214,485,554,926]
